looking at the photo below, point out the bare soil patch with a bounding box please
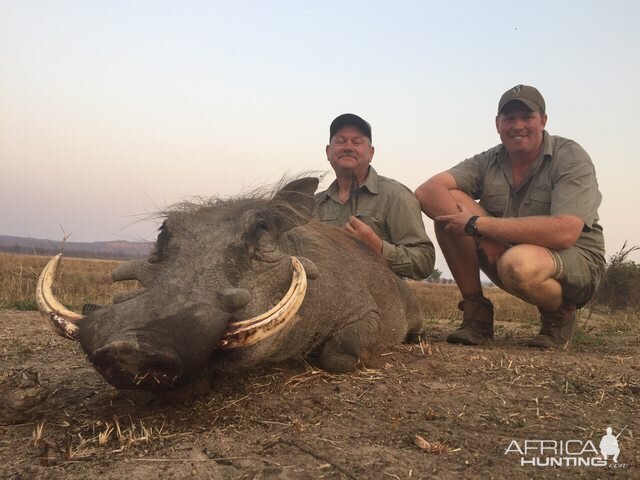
[1,307,638,479]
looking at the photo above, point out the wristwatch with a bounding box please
[464,215,480,237]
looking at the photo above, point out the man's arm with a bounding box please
[438,206,583,250]
[430,192,584,251]
[381,237,435,280]
[474,215,583,250]
[415,172,464,219]
[419,171,584,250]
[381,190,435,280]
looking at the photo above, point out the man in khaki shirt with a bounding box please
[314,113,435,280]
[415,85,606,349]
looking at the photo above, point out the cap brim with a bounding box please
[499,98,540,113]
[330,114,372,141]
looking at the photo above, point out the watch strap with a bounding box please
[465,215,480,237]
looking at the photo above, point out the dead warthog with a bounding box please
[37,178,426,391]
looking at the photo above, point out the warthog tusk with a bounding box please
[36,254,83,340]
[217,256,307,349]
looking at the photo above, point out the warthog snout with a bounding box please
[91,337,184,390]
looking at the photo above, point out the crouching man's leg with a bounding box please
[435,191,499,345]
[496,244,599,349]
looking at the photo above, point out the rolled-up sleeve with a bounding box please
[447,148,498,199]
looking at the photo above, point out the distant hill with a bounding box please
[0,235,153,260]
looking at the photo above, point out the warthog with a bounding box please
[37,178,427,391]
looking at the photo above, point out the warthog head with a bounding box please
[37,178,319,390]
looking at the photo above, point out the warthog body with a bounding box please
[38,178,426,390]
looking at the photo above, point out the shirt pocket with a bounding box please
[479,184,509,217]
[356,212,386,239]
[319,213,342,225]
[522,186,552,216]
[315,203,349,226]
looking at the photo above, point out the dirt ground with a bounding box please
[1,309,638,480]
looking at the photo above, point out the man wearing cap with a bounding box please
[414,85,605,349]
[314,113,435,280]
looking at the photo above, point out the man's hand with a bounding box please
[435,203,511,264]
[434,202,474,235]
[476,237,510,267]
[344,216,383,254]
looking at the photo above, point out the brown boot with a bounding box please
[447,297,494,345]
[526,303,577,349]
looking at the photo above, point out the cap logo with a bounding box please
[513,85,522,93]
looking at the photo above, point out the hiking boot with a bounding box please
[447,297,494,345]
[526,303,577,349]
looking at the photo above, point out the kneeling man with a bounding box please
[415,85,606,348]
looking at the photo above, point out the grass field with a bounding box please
[1,252,638,478]
[1,251,637,348]
[1,252,538,317]
[0,252,137,311]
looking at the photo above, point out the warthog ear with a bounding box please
[272,177,319,230]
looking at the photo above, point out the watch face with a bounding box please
[465,217,478,236]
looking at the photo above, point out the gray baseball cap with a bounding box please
[498,84,546,114]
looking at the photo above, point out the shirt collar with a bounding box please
[324,166,379,203]
[360,166,380,194]
[541,130,554,159]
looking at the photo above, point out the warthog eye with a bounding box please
[244,214,272,241]
[255,220,269,231]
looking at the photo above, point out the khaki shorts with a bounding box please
[479,245,606,308]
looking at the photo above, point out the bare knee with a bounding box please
[497,247,548,296]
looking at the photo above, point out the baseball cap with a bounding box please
[498,85,546,114]
[329,113,372,142]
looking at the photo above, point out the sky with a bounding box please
[2,0,640,275]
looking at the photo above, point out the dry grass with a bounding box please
[2,252,636,344]
[0,253,137,311]
[30,416,170,466]
[413,434,461,455]
[409,281,539,324]
[1,252,638,352]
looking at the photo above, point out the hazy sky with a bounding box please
[2,1,639,272]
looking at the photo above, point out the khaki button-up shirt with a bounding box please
[448,132,605,265]
[314,167,435,280]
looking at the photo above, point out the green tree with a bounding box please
[592,242,640,311]
[427,268,442,283]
